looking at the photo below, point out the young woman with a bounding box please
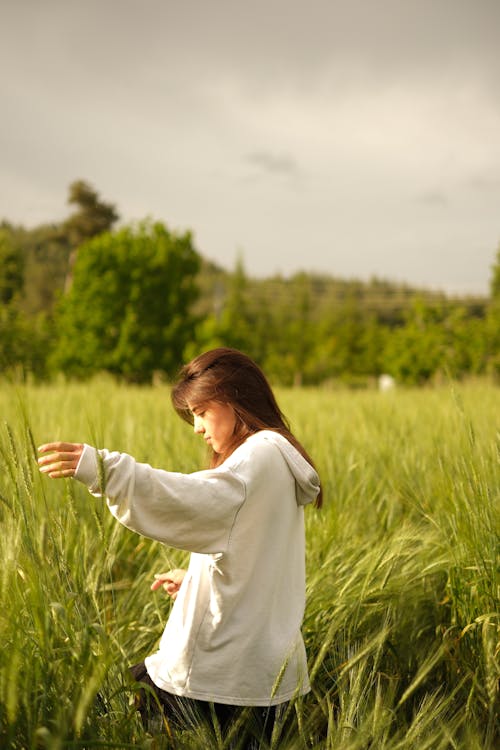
[38,348,322,741]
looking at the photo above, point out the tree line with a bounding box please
[1,180,499,386]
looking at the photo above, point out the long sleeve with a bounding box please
[74,444,246,554]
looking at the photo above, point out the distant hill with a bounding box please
[194,258,488,327]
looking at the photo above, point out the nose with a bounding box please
[193,415,204,435]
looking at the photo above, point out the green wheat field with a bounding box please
[0,379,498,749]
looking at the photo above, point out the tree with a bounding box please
[0,228,24,304]
[51,221,200,382]
[486,243,500,378]
[64,180,119,245]
[381,299,452,384]
[16,223,70,315]
[186,256,258,362]
[261,273,316,386]
[63,180,119,290]
[490,243,500,300]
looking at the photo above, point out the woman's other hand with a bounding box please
[151,569,186,600]
[38,442,84,478]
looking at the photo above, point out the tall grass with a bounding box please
[0,379,498,748]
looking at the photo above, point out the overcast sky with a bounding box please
[1,0,499,293]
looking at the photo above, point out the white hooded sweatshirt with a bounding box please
[74,429,320,706]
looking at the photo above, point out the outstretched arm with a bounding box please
[38,442,84,478]
[37,441,246,554]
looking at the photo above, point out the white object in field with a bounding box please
[378,374,396,392]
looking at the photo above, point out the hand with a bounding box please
[151,569,186,600]
[38,442,84,478]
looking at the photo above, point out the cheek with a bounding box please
[220,411,237,438]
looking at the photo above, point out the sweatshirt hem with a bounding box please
[146,675,311,706]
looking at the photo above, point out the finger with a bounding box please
[38,452,79,467]
[153,572,175,582]
[167,568,186,581]
[151,574,174,591]
[39,466,76,479]
[46,468,76,478]
[38,442,81,454]
[38,456,78,469]
[39,460,78,475]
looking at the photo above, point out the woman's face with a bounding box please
[188,401,237,454]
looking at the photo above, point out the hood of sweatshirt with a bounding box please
[253,430,321,507]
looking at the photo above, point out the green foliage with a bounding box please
[0,229,24,305]
[485,245,500,378]
[0,180,118,319]
[4,221,71,316]
[63,179,119,249]
[63,180,120,293]
[0,381,498,747]
[0,227,54,379]
[381,300,449,384]
[187,258,296,378]
[0,307,52,379]
[490,243,500,300]
[380,299,492,384]
[51,221,201,382]
[191,265,494,387]
[1,179,498,386]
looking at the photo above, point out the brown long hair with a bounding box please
[171,347,322,508]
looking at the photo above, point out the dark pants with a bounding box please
[130,661,287,745]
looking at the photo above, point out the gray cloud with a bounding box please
[246,151,300,176]
[0,0,499,292]
[416,191,449,208]
[467,173,500,192]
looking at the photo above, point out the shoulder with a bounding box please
[224,430,288,473]
[245,430,292,454]
[221,430,320,508]
[238,429,288,455]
